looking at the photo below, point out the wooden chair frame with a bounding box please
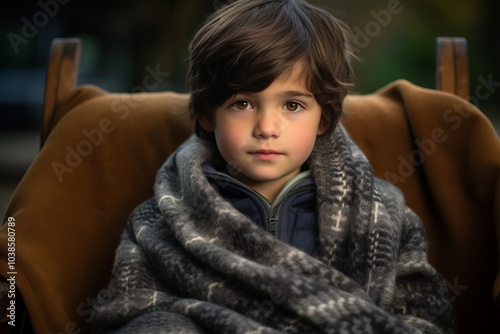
[436,36,469,100]
[40,38,82,148]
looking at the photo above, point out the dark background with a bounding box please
[1,0,499,216]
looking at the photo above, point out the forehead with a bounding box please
[271,60,312,92]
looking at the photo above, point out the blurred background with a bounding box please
[1,0,499,217]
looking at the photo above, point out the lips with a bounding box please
[249,149,283,161]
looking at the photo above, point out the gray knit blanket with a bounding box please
[92,125,455,333]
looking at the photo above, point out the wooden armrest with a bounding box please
[41,38,82,148]
[436,37,470,100]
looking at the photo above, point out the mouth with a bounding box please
[249,149,283,161]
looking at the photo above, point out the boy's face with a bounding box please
[199,62,326,201]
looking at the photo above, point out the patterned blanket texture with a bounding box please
[92,125,455,333]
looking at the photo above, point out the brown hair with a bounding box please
[187,0,355,138]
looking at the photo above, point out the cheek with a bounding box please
[287,113,322,155]
[292,128,318,158]
[213,120,248,160]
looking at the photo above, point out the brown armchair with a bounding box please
[1,37,499,334]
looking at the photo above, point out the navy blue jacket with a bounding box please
[203,164,319,255]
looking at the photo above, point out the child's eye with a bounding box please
[283,101,305,112]
[230,101,252,110]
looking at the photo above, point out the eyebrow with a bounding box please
[232,90,315,100]
[281,91,314,99]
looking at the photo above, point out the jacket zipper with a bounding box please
[267,184,315,238]
[206,172,314,239]
[205,172,271,208]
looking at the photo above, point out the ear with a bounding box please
[317,118,330,136]
[198,116,214,132]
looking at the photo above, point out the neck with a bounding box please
[234,169,301,204]
[249,181,285,204]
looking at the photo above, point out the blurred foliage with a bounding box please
[316,0,498,114]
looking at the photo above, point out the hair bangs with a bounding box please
[210,3,312,103]
[187,0,355,138]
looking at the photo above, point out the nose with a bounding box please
[253,110,281,139]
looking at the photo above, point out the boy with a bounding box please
[93,0,455,333]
